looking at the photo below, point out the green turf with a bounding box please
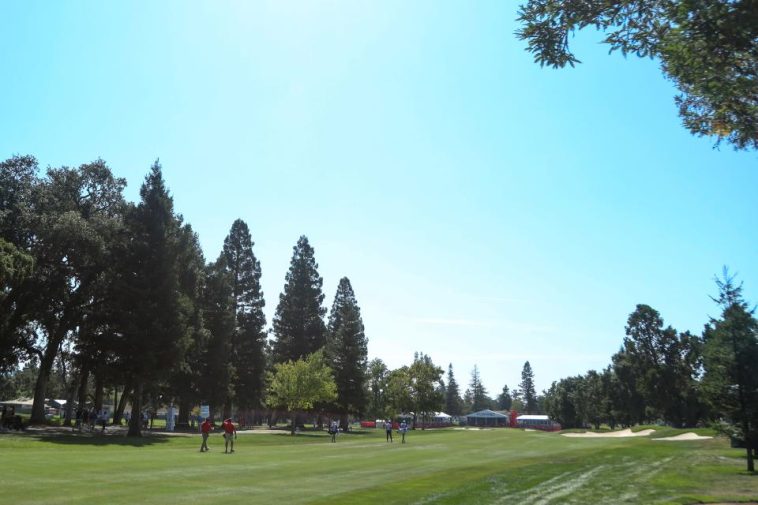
[1,427,756,504]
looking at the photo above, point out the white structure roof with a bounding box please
[517,415,550,421]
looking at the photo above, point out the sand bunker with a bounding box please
[652,432,713,441]
[562,428,655,438]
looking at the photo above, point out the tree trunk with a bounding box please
[223,398,232,420]
[339,413,349,433]
[94,370,104,411]
[76,365,90,412]
[30,331,65,423]
[113,383,131,425]
[127,381,143,437]
[113,388,118,421]
[290,411,297,435]
[268,409,278,428]
[177,398,191,428]
[747,445,755,473]
[62,371,77,427]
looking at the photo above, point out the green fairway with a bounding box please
[1,427,756,504]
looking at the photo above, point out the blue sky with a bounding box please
[2,1,756,394]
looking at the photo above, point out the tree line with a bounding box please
[0,155,535,436]
[0,156,373,436]
[542,271,758,472]
[4,155,755,471]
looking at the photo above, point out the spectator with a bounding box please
[222,418,237,453]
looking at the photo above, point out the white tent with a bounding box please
[432,412,453,424]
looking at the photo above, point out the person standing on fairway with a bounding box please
[328,420,338,442]
[200,417,212,452]
[222,418,237,453]
[399,420,408,444]
[385,419,393,442]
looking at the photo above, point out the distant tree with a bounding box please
[445,363,463,416]
[462,387,473,414]
[469,365,490,412]
[366,358,389,419]
[384,354,444,427]
[609,348,646,426]
[702,270,758,472]
[497,384,512,411]
[222,219,267,415]
[516,0,758,150]
[386,366,413,419]
[0,361,39,401]
[543,377,582,429]
[410,353,444,427]
[577,370,605,429]
[598,366,618,429]
[267,351,337,435]
[271,236,327,363]
[621,304,703,426]
[519,361,538,413]
[510,387,525,413]
[325,277,368,430]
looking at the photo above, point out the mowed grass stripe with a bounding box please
[2,428,756,504]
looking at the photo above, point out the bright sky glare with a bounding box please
[2,1,756,394]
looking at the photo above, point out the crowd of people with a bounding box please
[74,407,109,432]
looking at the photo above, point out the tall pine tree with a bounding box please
[468,365,489,412]
[222,219,267,416]
[519,361,537,413]
[272,236,326,363]
[112,162,186,436]
[444,363,462,416]
[201,255,235,419]
[497,385,512,410]
[168,223,208,426]
[703,271,758,472]
[326,277,368,430]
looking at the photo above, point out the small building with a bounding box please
[466,409,509,427]
[516,414,561,431]
[431,412,453,425]
[0,398,34,415]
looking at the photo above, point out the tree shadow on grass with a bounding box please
[28,432,172,447]
[292,430,375,440]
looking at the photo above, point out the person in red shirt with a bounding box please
[200,417,212,452]
[222,418,237,453]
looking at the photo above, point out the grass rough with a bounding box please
[1,427,756,504]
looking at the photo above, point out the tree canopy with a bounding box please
[702,270,758,472]
[267,351,337,434]
[326,277,368,429]
[271,236,327,363]
[223,219,267,413]
[519,361,538,413]
[516,0,758,150]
